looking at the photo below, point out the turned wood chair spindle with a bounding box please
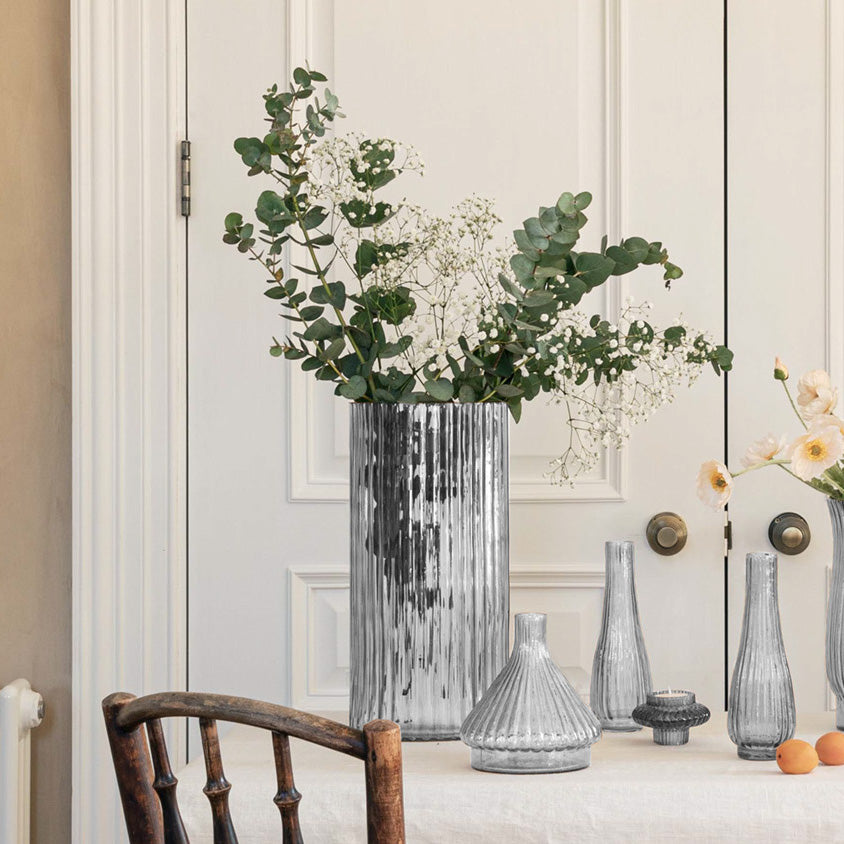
[272,731,303,844]
[147,718,189,843]
[102,691,405,844]
[199,717,239,843]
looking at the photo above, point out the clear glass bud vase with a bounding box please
[728,552,795,760]
[826,498,844,729]
[349,403,510,740]
[460,613,602,773]
[590,540,653,730]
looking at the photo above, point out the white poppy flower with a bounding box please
[740,433,787,468]
[787,426,844,480]
[809,414,844,437]
[696,460,733,508]
[797,369,838,419]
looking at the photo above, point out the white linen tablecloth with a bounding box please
[176,712,844,842]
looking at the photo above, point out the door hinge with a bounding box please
[180,140,191,217]
[724,518,733,552]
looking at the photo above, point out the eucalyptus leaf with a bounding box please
[574,191,592,210]
[302,317,342,341]
[556,192,576,215]
[495,384,524,399]
[293,67,312,87]
[458,384,477,403]
[424,379,454,401]
[513,229,541,260]
[338,375,368,399]
[498,273,525,301]
[380,336,413,358]
[510,254,536,282]
[321,337,346,360]
[299,305,325,321]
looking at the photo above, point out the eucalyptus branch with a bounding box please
[224,67,729,477]
[248,246,349,384]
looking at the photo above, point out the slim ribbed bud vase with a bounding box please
[590,541,653,730]
[349,403,509,740]
[728,552,795,760]
[826,499,844,730]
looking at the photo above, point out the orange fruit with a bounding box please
[776,739,819,774]
[815,732,844,765]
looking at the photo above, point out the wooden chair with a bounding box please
[102,691,405,843]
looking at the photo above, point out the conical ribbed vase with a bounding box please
[728,552,795,760]
[460,613,602,773]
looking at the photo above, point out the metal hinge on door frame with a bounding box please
[180,140,191,217]
[724,515,733,554]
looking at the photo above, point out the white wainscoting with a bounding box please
[288,563,605,711]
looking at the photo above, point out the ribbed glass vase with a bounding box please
[460,613,602,773]
[590,540,653,730]
[349,402,509,740]
[728,552,795,760]
[826,498,844,730]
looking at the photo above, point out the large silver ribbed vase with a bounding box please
[349,402,509,740]
[826,498,844,729]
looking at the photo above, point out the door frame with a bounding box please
[71,0,187,839]
[70,0,844,838]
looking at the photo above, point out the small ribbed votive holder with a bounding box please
[632,690,710,746]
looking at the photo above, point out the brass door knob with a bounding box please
[646,512,688,556]
[768,512,811,555]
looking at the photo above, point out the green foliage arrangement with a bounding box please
[224,68,732,480]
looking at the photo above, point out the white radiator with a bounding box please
[0,680,44,844]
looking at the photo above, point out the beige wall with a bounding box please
[0,1,72,842]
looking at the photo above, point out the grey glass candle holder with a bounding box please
[632,690,710,745]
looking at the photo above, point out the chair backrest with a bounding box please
[102,692,405,844]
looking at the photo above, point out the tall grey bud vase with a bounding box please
[826,498,844,730]
[349,402,510,740]
[590,540,653,730]
[728,552,795,760]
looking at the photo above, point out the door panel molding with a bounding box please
[288,562,605,711]
[71,0,187,839]
[286,0,630,503]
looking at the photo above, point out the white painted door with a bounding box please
[187,1,728,717]
[728,0,844,715]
